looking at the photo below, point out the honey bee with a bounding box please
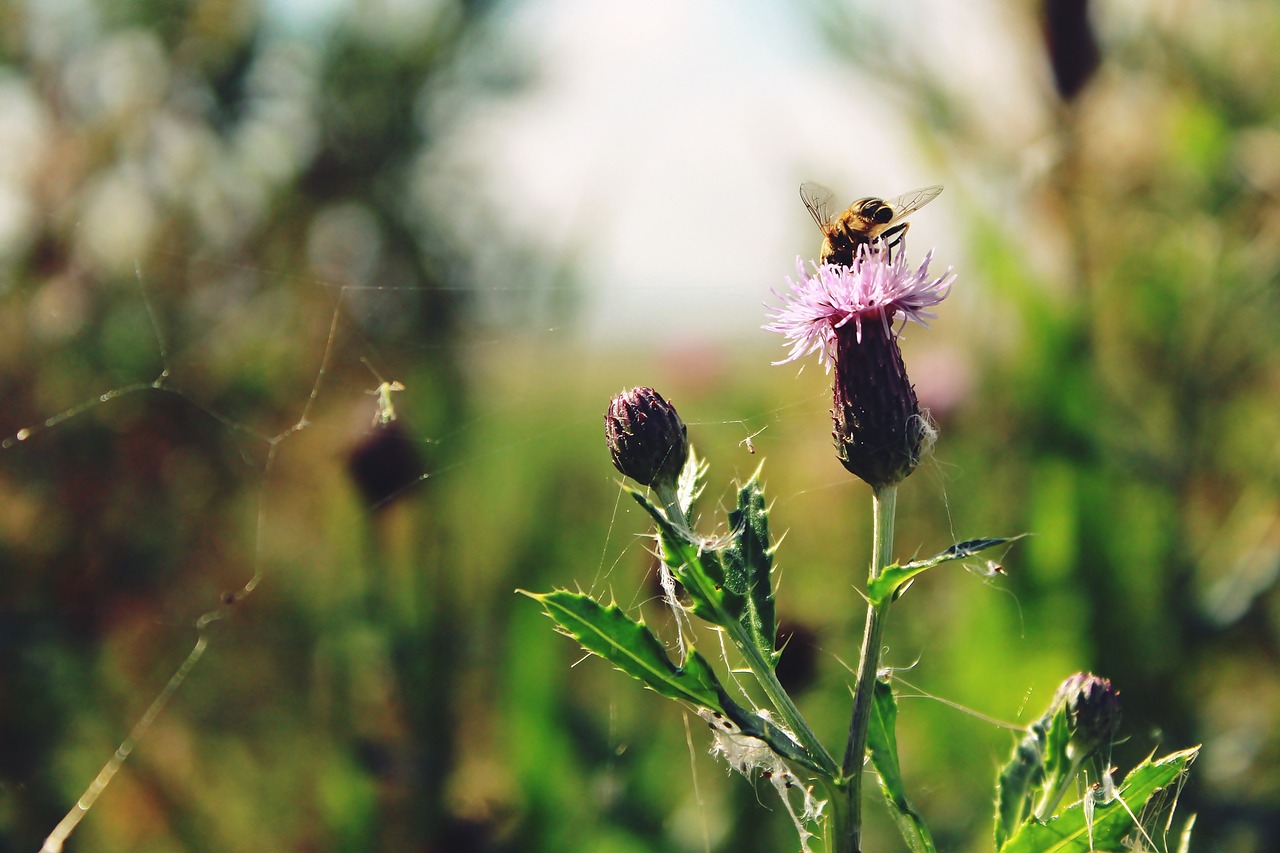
[800,182,942,266]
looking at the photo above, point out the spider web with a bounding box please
[5,267,418,850]
[0,240,844,850]
[0,244,1059,850]
[0,222,1043,853]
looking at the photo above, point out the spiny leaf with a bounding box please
[524,590,824,778]
[1041,706,1073,803]
[521,589,723,710]
[995,726,1045,849]
[867,679,937,853]
[995,705,1067,849]
[721,471,778,665]
[868,534,1027,606]
[629,488,741,624]
[626,486,832,778]
[999,747,1199,853]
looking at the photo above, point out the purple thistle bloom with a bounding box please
[766,243,954,488]
[765,244,955,369]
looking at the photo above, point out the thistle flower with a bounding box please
[766,244,954,489]
[605,387,689,490]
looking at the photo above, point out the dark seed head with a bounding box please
[604,387,689,489]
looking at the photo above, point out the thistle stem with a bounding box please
[1034,754,1087,820]
[656,481,839,779]
[836,484,898,853]
[655,482,684,530]
[728,614,840,778]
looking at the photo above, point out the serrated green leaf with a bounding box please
[629,488,741,624]
[997,697,1076,848]
[867,679,937,853]
[999,747,1199,853]
[721,472,778,665]
[868,534,1027,606]
[995,720,1050,850]
[1041,706,1072,798]
[522,589,723,710]
[621,486,836,778]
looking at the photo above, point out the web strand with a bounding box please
[40,629,213,853]
[31,277,360,851]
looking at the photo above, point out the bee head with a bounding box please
[854,197,895,226]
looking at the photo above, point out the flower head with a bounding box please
[766,244,953,489]
[605,387,689,490]
[1051,672,1123,762]
[765,244,954,369]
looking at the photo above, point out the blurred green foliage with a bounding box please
[1,2,1278,853]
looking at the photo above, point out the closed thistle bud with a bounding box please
[766,245,954,490]
[1029,671,1125,821]
[605,387,689,489]
[1041,0,1101,103]
[1052,672,1123,762]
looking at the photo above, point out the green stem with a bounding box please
[835,484,898,853]
[728,614,840,779]
[656,482,684,531]
[1034,754,1086,820]
[657,481,840,780]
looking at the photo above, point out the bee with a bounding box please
[800,182,942,266]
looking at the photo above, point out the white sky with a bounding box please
[429,0,1030,344]
[265,0,1044,344]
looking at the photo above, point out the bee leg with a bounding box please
[882,222,910,259]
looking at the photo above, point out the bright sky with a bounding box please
[268,0,1040,345]
[430,0,1020,344]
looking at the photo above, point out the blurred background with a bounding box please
[1,0,1278,850]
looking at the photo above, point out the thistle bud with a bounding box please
[831,313,928,489]
[1052,672,1122,762]
[347,421,426,509]
[605,387,689,489]
[1041,0,1100,102]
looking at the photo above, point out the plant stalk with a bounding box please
[728,613,840,778]
[1034,754,1087,820]
[658,481,840,779]
[835,484,898,853]
[656,482,685,531]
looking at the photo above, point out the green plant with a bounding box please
[526,243,1198,852]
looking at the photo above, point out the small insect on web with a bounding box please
[962,557,1026,638]
[965,559,1006,578]
[739,426,766,455]
[362,357,406,427]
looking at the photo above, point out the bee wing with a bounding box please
[799,182,837,229]
[883,185,942,224]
